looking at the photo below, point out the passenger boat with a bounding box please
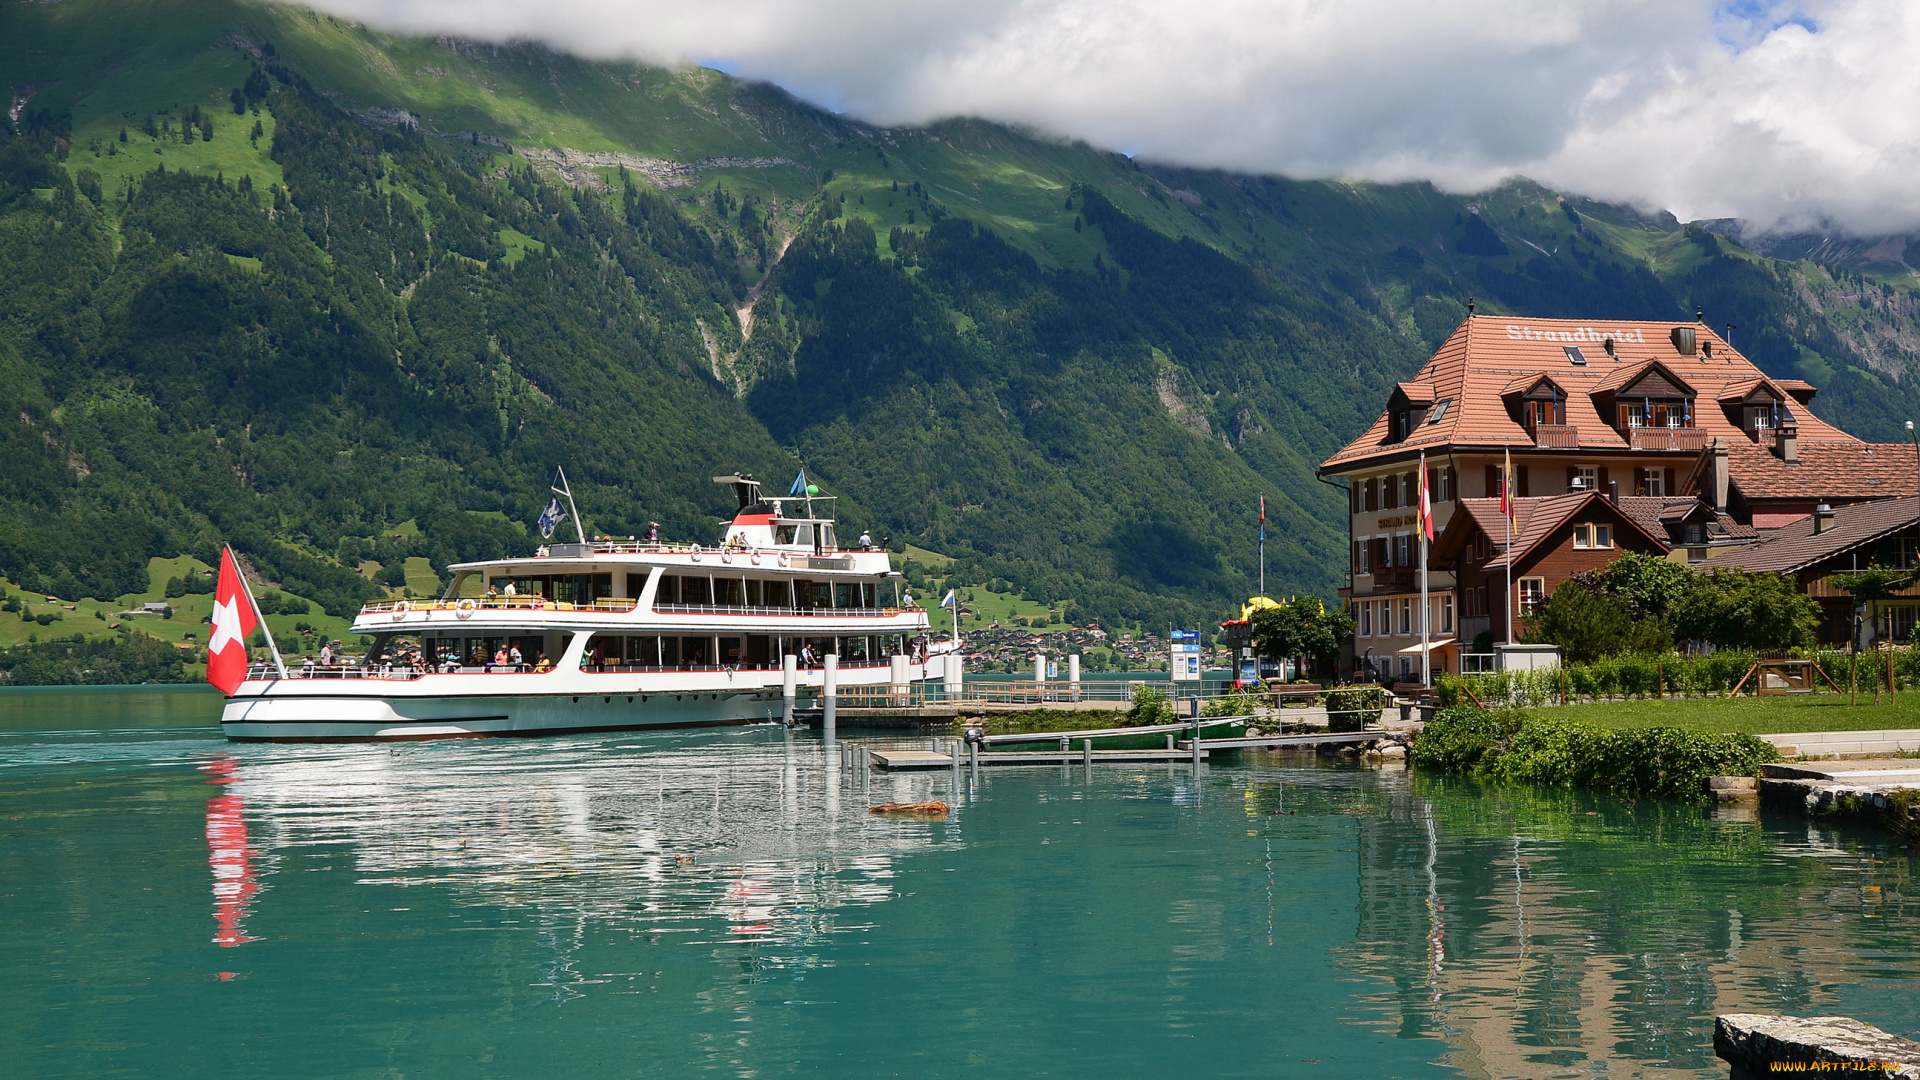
[980,715,1248,752]
[218,474,944,741]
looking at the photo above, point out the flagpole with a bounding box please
[229,544,287,679]
[1418,455,1431,688]
[1503,448,1514,650]
[1258,495,1266,596]
[553,467,586,545]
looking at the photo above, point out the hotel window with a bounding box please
[1427,399,1452,424]
[1895,537,1920,569]
[1746,405,1775,432]
[1637,468,1666,497]
[1399,598,1413,636]
[1359,601,1372,637]
[1563,345,1588,366]
[1363,477,1378,512]
[1440,594,1455,634]
[1573,466,1597,492]
[1522,399,1563,428]
[1518,578,1546,614]
[1889,606,1918,644]
[1355,539,1370,574]
[1572,523,1613,549]
[1396,534,1411,567]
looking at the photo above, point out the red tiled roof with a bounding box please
[1320,316,1857,471]
[1436,493,1673,569]
[1721,441,1920,501]
[1393,380,1436,404]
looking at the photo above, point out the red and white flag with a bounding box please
[206,547,260,696]
[1418,451,1434,542]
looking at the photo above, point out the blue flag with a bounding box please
[536,497,567,539]
[940,589,957,609]
[788,470,808,497]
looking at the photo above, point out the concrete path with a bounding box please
[1759,728,1920,758]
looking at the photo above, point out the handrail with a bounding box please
[651,604,906,618]
[358,597,640,616]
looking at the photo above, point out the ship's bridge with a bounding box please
[715,473,846,555]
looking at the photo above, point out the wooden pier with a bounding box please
[862,728,1397,770]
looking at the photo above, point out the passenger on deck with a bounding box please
[534,653,552,672]
[509,643,524,671]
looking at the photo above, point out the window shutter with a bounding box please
[1598,466,1610,493]
[1484,464,1498,498]
[1664,468,1676,495]
[1567,465,1579,491]
[1519,466,1530,497]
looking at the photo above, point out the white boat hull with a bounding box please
[218,659,949,741]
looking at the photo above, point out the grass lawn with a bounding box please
[1546,694,1920,735]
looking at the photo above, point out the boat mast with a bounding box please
[554,467,586,545]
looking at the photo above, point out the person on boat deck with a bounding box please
[503,580,517,598]
[534,653,552,672]
[858,529,872,550]
[648,522,660,543]
[800,643,816,668]
[509,643,524,670]
[590,643,606,669]
[319,642,333,667]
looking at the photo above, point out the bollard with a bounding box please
[890,652,910,707]
[1058,736,1069,753]
[823,654,839,750]
[1068,653,1081,702]
[1191,720,1202,771]
[970,739,979,771]
[782,653,798,726]
[1166,732,1175,751]
[1082,738,1092,772]
[1034,652,1047,700]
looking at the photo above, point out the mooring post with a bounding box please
[1034,651,1047,701]
[1191,719,1202,771]
[782,653,798,727]
[823,653,839,750]
[1082,738,1092,775]
[1068,653,1081,701]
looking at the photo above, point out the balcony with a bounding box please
[1361,567,1419,592]
[1531,424,1580,448]
[1629,426,1710,451]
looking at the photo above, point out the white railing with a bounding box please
[651,603,904,618]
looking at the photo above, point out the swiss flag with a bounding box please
[206,547,260,696]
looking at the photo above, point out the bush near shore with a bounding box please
[1411,706,1779,802]
[1438,650,1920,709]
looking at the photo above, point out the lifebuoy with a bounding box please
[721,550,733,564]
[750,552,762,566]
[778,553,791,568]
[391,599,411,621]
[690,544,702,563]
[455,598,477,618]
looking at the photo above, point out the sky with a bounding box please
[293,0,1920,236]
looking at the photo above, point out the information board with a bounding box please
[1170,630,1202,682]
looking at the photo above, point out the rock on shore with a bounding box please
[1715,1013,1920,1078]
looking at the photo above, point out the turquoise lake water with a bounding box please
[2,686,1917,1079]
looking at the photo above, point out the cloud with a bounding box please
[290,0,1920,235]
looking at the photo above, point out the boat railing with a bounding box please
[650,603,903,618]
[580,662,896,674]
[357,597,640,616]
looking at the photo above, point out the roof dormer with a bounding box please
[1591,360,1698,437]
[1385,380,1437,442]
[1717,378,1796,441]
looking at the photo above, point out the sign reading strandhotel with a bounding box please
[1506,325,1648,343]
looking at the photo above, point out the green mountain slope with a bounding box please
[5,0,1920,635]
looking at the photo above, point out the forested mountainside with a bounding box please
[6,0,1920,634]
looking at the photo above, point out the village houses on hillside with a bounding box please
[1319,312,1920,680]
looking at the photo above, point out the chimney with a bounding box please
[1710,436,1730,513]
[1608,480,1619,505]
[1602,336,1617,359]
[1776,421,1798,463]
[1814,502,1835,534]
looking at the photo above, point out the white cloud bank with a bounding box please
[295,0,1920,234]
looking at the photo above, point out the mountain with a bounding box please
[5,0,1920,637]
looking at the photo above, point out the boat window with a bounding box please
[656,576,677,605]
[660,637,681,667]
[747,635,771,666]
[680,637,711,666]
[448,570,482,599]
[715,577,743,606]
[835,583,854,608]
[745,579,763,606]
[679,577,711,605]
[626,573,647,599]
[820,525,836,551]
[775,524,798,546]
[844,635,869,663]
[763,579,792,608]
[718,637,743,665]
[794,524,814,548]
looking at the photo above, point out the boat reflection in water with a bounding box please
[200,729,952,960]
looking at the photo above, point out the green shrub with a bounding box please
[1413,707,1778,801]
[1324,683,1387,732]
[1126,683,1174,726]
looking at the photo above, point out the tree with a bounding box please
[1250,596,1354,671]
[1828,563,1919,645]
[1522,586,1634,663]
[1671,570,1820,651]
